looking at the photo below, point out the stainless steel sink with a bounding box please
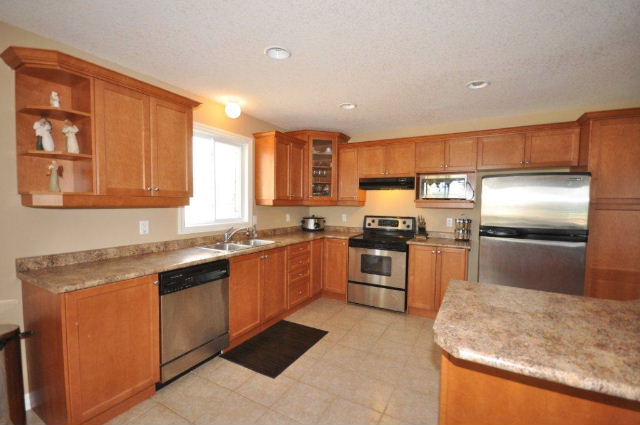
[237,239,276,247]
[200,242,252,252]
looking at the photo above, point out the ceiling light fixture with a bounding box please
[339,103,357,110]
[466,80,490,89]
[264,46,291,60]
[225,102,242,119]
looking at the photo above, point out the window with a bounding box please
[179,123,252,234]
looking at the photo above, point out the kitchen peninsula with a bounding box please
[434,280,640,425]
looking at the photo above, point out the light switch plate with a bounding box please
[139,220,149,235]
[341,214,347,223]
[446,217,453,228]
[285,213,291,222]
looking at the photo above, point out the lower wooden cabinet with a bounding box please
[408,245,468,317]
[287,242,312,309]
[311,239,324,295]
[22,275,159,425]
[323,238,349,298]
[229,249,286,339]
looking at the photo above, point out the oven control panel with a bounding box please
[364,215,415,231]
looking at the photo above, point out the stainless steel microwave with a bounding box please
[418,174,471,200]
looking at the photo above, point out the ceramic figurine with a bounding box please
[50,91,60,107]
[62,120,80,154]
[47,161,60,192]
[34,117,55,151]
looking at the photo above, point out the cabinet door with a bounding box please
[415,140,445,172]
[358,146,386,177]
[445,137,477,171]
[436,248,468,309]
[338,147,360,200]
[95,80,151,196]
[261,248,287,322]
[289,141,305,200]
[311,239,324,295]
[589,117,640,202]
[525,128,580,168]
[477,133,526,170]
[407,245,438,311]
[150,98,192,197]
[65,275,159,424]
[229,254,262,339]
[275,139,291,200]
[309,135,338,200]
[323,238,348,296]
[386,142,415,176]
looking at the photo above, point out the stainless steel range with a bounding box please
[348,215,416,312]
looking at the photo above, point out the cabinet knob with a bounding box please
[519,161,524,165]
[440,164,444,168]
[432,250,436,254]
[146,187,152,191]
[379,172,386,175]
[525,161,530,164]
[153,280,159,286]
[298,290,303,295]
[437,251,441,254]
[445,164,449,168]
[153,187,160,191]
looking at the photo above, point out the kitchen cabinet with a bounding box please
[311,239,324,295]
[230,249,287,339]
[477,127,579,170]
[579,109,640,300]
[415,137,477,172]
[407,245,468,317]
[22,275,159,425]
[2,46,198,208]
[358,143,415,177]
[255,131,307,205]
[337,144,366,205]
[286,130,350,204]
[287,242,312,308]
[322,238,349,298]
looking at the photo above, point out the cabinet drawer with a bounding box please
[289,267,310,283]
[288,251,310,271]
[287,242,310,256]
[289,277,310,307]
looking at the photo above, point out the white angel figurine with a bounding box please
[62,120,80,154]
[47,161,61,192]
[50,91,60,107]
[34,117,55,151]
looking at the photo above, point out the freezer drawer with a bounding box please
[479,236,586,295]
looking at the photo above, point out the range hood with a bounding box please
[359,177,415,190]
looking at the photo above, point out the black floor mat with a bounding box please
[221,320,327,378]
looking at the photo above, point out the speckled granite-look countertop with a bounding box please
[434,280,640,401]
[17,231,359,294]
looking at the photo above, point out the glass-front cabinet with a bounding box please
[285,130,350,204]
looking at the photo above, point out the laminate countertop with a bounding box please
[408,237,471,250]
[17,231,359,294]
[434,280,640,402]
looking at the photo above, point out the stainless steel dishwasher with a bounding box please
[159,259,229,385]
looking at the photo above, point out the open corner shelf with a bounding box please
[19,105,91,121]
[21,150,93,161]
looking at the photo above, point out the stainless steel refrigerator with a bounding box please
[479,173,590,295]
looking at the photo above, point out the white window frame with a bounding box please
[178,123,254,234]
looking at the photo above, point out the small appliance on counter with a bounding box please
[454,218,472,241]
[301,215,325,232]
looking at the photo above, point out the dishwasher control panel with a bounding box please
[159,259,229,295]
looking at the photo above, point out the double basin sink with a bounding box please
[199,239,276,253]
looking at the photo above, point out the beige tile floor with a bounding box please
[29,298,441,425]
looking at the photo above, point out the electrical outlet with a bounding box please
[252,215,258,225]
[285,213,291,222]
[341,214,347,223]
[446,217,453,228]
[139,220,149,235]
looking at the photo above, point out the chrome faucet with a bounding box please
[224,225,258,242]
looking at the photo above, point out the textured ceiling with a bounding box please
[1,0,639,134]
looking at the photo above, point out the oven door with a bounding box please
[348,247,407,289]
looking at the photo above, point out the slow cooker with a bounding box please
[301,215,325,232]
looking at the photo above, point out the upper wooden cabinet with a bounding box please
[358,142,415,177]
[2,46,199,208]
[337,144,365,205]
[416,137,477,172]
[477,126,579,170]
[255,131,307,205]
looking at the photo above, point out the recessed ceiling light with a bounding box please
[339,103,357,110]
[225,102,242,119]
[264,46,291,60]
[466,80,490,89]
